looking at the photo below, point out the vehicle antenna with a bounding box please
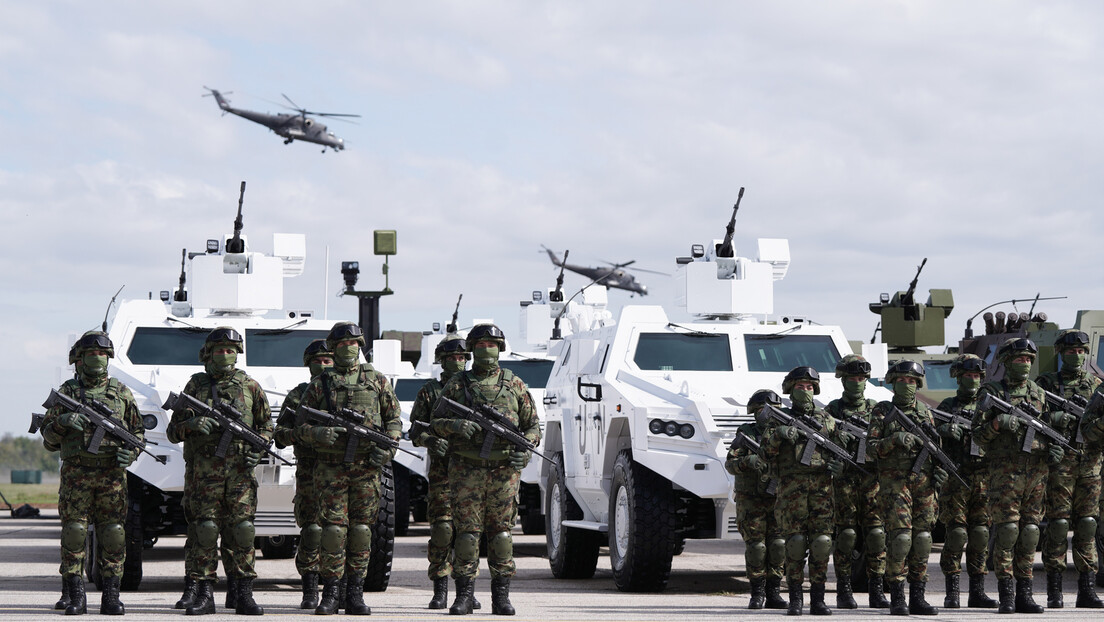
[226,181,246,254]
[174,249,188,302]
[447,294,463,333]
[101,285,125,332]
[715,187,744,259]
[551,250,569,340]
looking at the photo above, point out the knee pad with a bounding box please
[967,524,989,554]
[348,524,372,554]
[944,524,968,555]
[320,524,347,554]
[61,521,88,554]
[97,523,126,555]
[231,520,255,549]
[454,532,480,562]
[488,531,512,560]
[1076,516,1098,542]
[1047,518,1069,543]
[768,537,786,565]
[995,522,1019,550]
[1017,523,1040,556]
[196,519,220,549]
[785,534,808,563]
[865,526,886,554]
[810,534,833,563]
[300,523,322,552]
[746,541,767,568]
[888,529,912,562]
[836,528,857,556]
[429,520,454,549]
[912,531,933,559]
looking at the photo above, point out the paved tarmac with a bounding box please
[0,510,1094,620]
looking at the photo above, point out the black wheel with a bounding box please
[546,453,600,579]
[260,535,298,559]
[393,464,411,537]
[121,494,144,591]
[86,525,103,590]
[608,450,676,592]
[519,483,546,536]
[364,463,395,592]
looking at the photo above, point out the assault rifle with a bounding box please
[432,397,552,464]
[295,404,422,464]
[977,393,1081,457]
[162,392,291,466]
[930,408,981,457]
[833,414,870,464]
[44,389,166,464]
[762,405,870,476]
[883,407,967,486]
[1042,390,1104,444]
[731,430,778,495]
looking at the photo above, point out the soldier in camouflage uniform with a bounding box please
[273,339,333,610]
[867,360,943,616]
[429,323,541,616]
[297,321,401,616]
[408,334,480,610]
[1036,329,1104,608]
[761,366,841,616]
[971,337,1055,613]
[166,327,271,616]
[724,389,787,610]
[824,354,889,609]
[41,330,143,615]
[934,354,997,609]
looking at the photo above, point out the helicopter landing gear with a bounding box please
[284,138,293,144]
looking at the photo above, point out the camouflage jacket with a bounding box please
[430,366,540,460]
[274,381,312,459]
[826,396,878,465]
[166,369,272,462]
[937,393,985,465]
[868,400,937,471]
[726,422,775,497]
[298,363,401,461]
[409,376,446,448]
[42,376,143,462]
[971,378,1048,458]
[762,405,838,474]
[1036,370,1102,439]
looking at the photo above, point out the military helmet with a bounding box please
[997,337,1037,362]
[326,321,366,350]
[748,389,783,411]
[885,359,926,389]
[199,326,243,362]
[835,354,871,379]
[466,323,506,350]
[949,353,986,379]
[1054,329,1090,352]
[68,343,79,365]
[782,366,820,395]
[434,334,470,364]
[73,330,115,359]
[302,339,333,366]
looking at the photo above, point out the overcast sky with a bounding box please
[3,1,1103,438]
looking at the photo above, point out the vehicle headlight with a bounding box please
[649,419,664,434]
[664,421,679,436]
[678,423,694,439]
[142,415,158,430]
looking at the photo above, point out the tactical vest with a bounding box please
[182,370,255,459]
[937,394,985,464]
[772,406,836,474]
[873,401,935,471]
[58,377,132,462]
[453,368,526,453]
[277,382,313,460]
[409,378,445,446]
[979,379,1047,458]
[315,364,386,459]
[731,422,773,496]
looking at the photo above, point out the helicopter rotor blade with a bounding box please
[282,93,301,111]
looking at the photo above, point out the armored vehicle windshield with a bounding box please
[634,332,733,371]
[744,334,840,372]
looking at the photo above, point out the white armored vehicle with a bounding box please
[540,219,887,592]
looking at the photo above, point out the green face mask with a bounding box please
[211,351,237,374]
[892,380,916,405]
[472,346,500,369]
[842,379,867,401]
[335,344,360,368]
[309,361,332,378]
[1062,352,1088,372]
[442,359,466,375]
[791,388,814,408]
[958,376,982,395]
[1005,361,1031,382]
[81,353,108,378]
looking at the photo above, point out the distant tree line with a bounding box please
[0,434,60,472]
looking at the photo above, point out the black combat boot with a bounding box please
[944,573,959,608]
[868,574,890,608]
[315,577,341,615]
[787,581,803,616]
[55,576,71,610]
[908,581,937,615]
[765,576,788,609]
[748,577,766,609]
[1015,576,1044,613]
[100,575,125,615]
[176,576,198,609]
[450,576,475,615]
[491,576,516,615]
[1077,571,1104,608]
[809,582,831,615]
[64,573,86,616]
[186,580,216,616]
[300,572,319,610]
[235,577,264,615]
[888,580,907,616]
[1047,570,1063,608]
[225,576,239,610]
[836,574,856,609]
[429,576,449,609]
[344,573,370,616]
[337,577,347,613]
[968,573,997,608]
[997,577,1015,613]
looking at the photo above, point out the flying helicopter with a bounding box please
[541,246,666,296]
[203,87,360,152]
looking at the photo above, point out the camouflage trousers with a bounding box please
[294,458,320,576]
[1043,452,1102,573]
[449,455,520,580]
[774,471,834,585]
[832,470,886,579]
[879,468,937,584]
[938,464,991,576]
[58,461,127,578]
[186,454,258,581]
[313,459,382,580]
[987,454,1047,579]
[736,493,784,581]
[426,454,454,580]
